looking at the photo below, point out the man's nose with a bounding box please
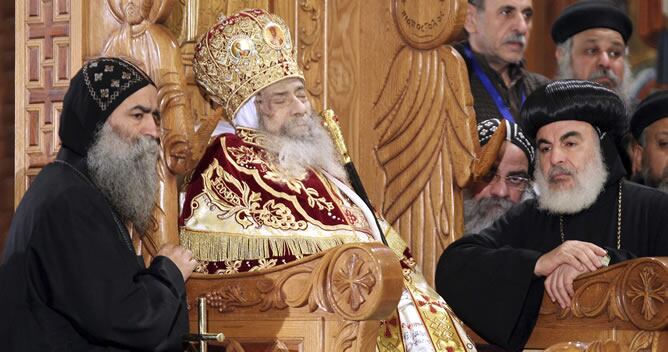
[488,176,509,198]
[548,147,566,166]
[141,114,160,139]
[597,51,611,69]
[513,14,529,35]
[290,96,308,118]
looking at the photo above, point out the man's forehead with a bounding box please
[117,85,158,110]
[647,117,668,132]
[499,142,529,172]
[485,0,533,10]
[573,28,625,47]
[261,78,305,95]
[536,120,595,140]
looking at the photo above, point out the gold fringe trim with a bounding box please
[180,229,355,261]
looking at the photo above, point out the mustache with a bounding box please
[548,165,575,181]
[477,196,515,213]
[503,33,527,46]
[588,69,621,86]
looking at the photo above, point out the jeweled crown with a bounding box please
[193,9,304,120]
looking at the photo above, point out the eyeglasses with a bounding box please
[478,173,530,191]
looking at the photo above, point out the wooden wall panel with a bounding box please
[0,1,15,254]
[15,0,81,209]
[524,0,575,79]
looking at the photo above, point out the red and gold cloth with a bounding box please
[179,127,374,272]
[179,127,476,351]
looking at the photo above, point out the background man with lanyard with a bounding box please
[454,0,548,123]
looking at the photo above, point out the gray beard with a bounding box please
[658,179,668,194]
[262,114,348,182]
[534,143,608,215]
[86,123,160,236]
[642,165,668,191]
[463,195,515,234]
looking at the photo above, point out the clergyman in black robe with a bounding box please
[0,57,197,351]
[436,80,668,351]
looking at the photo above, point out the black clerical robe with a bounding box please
[435,148,668,351]
[0,147,188,351]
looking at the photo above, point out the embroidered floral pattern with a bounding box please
[228,145,270,170]
[81,58,151,111]
[203,158,307,230]
[248,258,278,272]
[228,131,335,212]
[217,260,242,274]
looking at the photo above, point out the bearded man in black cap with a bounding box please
[464,118,535,234]
[435,80,668,352]
[552,1,633,107]
[0,57,196,351]
[630,90,668,192]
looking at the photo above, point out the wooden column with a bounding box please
[0,1,15,253]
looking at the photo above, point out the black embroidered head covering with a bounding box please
[551,0,633,44]
[477,118,535,175]
[519,80,627,143]
[630,89,668,140]
[58,57,155,156]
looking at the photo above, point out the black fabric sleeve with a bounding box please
[28,186,188,351]
[436,232,543,351]
[604,247,637,265]
[435,203,547,351]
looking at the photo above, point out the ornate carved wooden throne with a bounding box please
[13,0,667,351]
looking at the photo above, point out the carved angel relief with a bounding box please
[373,0,478,282]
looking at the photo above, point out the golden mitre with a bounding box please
[193,8,304,120]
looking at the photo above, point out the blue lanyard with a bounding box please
[463,44,524,123]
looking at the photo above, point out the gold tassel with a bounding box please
[180,230,356,261]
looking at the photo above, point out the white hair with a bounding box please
[534,134,608,214]
[230,97,348,183]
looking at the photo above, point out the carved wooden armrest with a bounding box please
[186,242,403,320]
[185,242,403,351]
[528,257,668,350]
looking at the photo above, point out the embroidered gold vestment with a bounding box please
[179,127,476,352]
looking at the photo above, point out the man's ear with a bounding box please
[555,45,565,62]
[630,139,644,176]
[464,4,478,34]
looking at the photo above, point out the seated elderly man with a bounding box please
[179,9,475,352]
[465,118,534,233]
[436,80,668,351]
[630,90,668,192]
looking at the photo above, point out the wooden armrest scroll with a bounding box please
[186,242,403,320]
[185,243,403,351]
[527,257,668,350]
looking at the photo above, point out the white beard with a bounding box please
[262,113,349,183]
[534,143,608,214]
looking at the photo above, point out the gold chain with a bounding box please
[560,182,622,250]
